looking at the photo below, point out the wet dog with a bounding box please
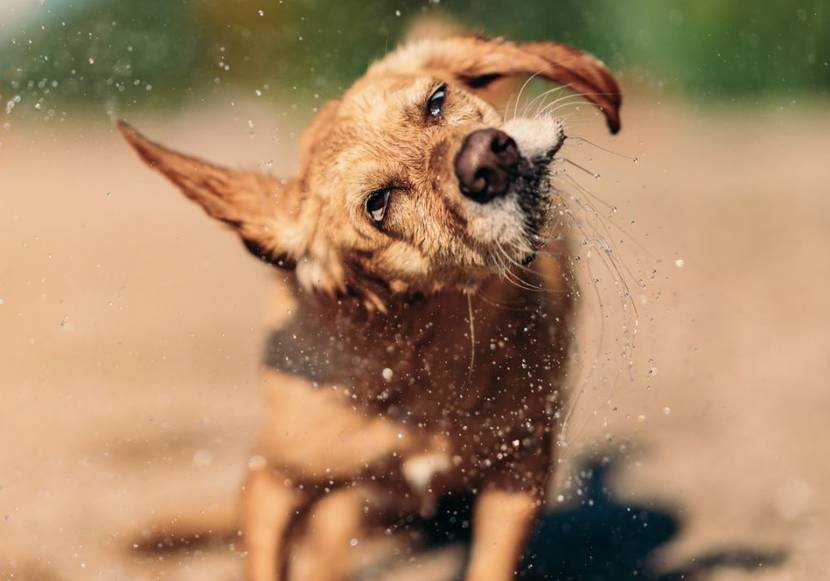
[119,34,621,581]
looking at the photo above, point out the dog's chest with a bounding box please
[258,269,571,494]
[263,293,562,424]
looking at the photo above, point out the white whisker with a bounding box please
[512,71,543,122]
[568,135,639,163]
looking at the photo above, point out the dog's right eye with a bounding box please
[427,83,447,118]
[366,188,391,225]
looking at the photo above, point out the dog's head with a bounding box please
[120,36,620,308]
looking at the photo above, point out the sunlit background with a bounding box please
[2,2,829,580]
[3,0,829,114]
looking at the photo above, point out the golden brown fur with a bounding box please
[119,34,621,581]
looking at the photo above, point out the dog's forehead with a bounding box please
[341,74,436,122]
[304,75,440,184]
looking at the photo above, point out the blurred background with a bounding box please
[2,0,829,108]
[1,1,829,580]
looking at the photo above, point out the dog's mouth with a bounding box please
[519,132,565,215]
[507,121,567,264]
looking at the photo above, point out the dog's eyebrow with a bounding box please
[396,79,445,125]
[343,154,409,193]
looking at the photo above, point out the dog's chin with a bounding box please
[472,167,556,273]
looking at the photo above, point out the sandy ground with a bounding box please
[1,95,829,580]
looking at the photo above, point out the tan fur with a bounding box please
[119,34,621,581]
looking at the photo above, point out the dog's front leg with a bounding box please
[465,489,538,581]
[242,464,305,581]
[292,486,364,581]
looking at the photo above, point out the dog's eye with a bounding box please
[427,83,447,118]
[366,188,391,225]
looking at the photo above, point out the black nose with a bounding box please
[454,128,520,203]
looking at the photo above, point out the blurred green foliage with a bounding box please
[1,0,828,114]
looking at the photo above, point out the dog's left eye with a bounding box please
[427,83,447,118]
[366,188,391,225]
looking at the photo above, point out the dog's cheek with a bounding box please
[378,243,432,280]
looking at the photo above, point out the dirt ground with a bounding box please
[1,95,829,580]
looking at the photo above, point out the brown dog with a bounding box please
[119,34,620,581]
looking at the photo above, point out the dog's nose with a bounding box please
[454,128,520,203]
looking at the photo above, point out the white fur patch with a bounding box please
[503,116,565,160]
[402,452,451,492]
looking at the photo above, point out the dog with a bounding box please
[118,34,621,581]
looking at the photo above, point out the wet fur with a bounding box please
[119,34,621,581]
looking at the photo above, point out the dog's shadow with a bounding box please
[128,451,785,581]
[412,456,785,581]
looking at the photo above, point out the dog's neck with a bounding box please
[263,279,481,384]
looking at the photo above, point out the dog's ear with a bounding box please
[372,36,622,133]
[117,120,306,267]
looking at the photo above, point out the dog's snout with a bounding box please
[454,128,520,203]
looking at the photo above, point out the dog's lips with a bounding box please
[520,251,537,266]
[512,143,563,264]
[505,126,565,211]
[544,131,566,163]
[523,136,565,184]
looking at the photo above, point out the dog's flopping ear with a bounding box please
[117,120,306,267]
[371,36,622,134]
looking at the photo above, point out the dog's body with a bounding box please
[120,35,620,581]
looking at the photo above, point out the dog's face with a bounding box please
[300,74,564,291]
[120,37,620,306]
